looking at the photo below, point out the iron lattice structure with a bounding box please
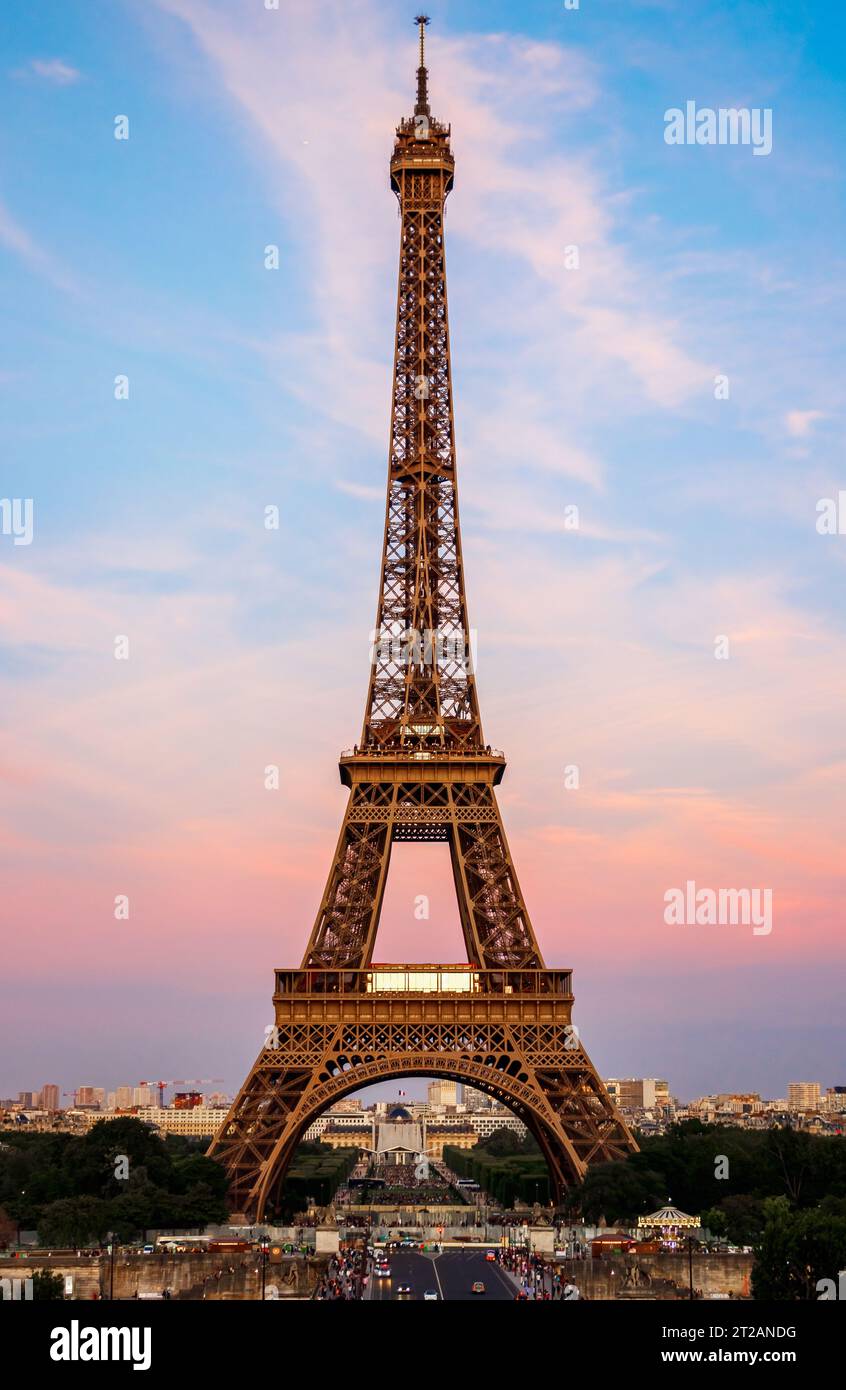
[209,19,637,1218]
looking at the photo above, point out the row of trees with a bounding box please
[0,1122,368,1239]
[562,1122,846,1233]
[0,1119,228,1246]
[444,1127,551,1206]
[276,1142,358,1217]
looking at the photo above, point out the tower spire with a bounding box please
[414,14,430,117]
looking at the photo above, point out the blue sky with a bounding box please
[1,0,844,1104]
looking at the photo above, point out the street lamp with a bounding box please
[259,1241,269,1301]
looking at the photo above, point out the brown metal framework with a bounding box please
[209,18,637,1218]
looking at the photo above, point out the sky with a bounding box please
[0,0,844,1107]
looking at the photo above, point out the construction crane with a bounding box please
[139,1079,224,1107]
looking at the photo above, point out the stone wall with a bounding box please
[555,1254,753,1300]
[0,1250,751,1301]
[0,1252,325,1301]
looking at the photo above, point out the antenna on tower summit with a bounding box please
[414,14,431,117]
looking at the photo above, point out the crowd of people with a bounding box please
[314,1249,368,1301]
[495,1247,582,1300]
[345,1159,457,1208]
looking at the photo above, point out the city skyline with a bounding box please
[2,0,845,1103]
[7,1073,843,1112]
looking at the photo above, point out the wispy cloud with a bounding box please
[0,198,81,295]
[785,408,827,437]
[153,0,713,440]
[335,480,383,502]
[15,57,81,85]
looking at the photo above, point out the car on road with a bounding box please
[374,1262,391,1278]
[423,1289,438,1301]
[471,1281,486,1294]
[485,1251,497,1262]
[396,1283,412,1296]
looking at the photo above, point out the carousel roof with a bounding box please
[637,1204,701,1227]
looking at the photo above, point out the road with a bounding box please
[367,1249,516,1302]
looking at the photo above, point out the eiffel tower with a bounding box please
[209,16,637,1219]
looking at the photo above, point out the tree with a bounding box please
[752,1199,846,1300]
[172,1181,228,1228]
[713,1194,769,1246]
[77,1118,172,1196]
[762,1128,815,1205]
[32,1270,66,1301]
[170,1154,229,1199]
[563,1162,664,1224]
[38,1196,112,1247]
[700,1206,728,1239]
[0,1205,17,1248]
[479,1127,522,1158]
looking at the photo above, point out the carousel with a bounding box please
[637,1202,701,1250]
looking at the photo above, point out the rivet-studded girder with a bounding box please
[301,779,544,971]
[362,121,480,755]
